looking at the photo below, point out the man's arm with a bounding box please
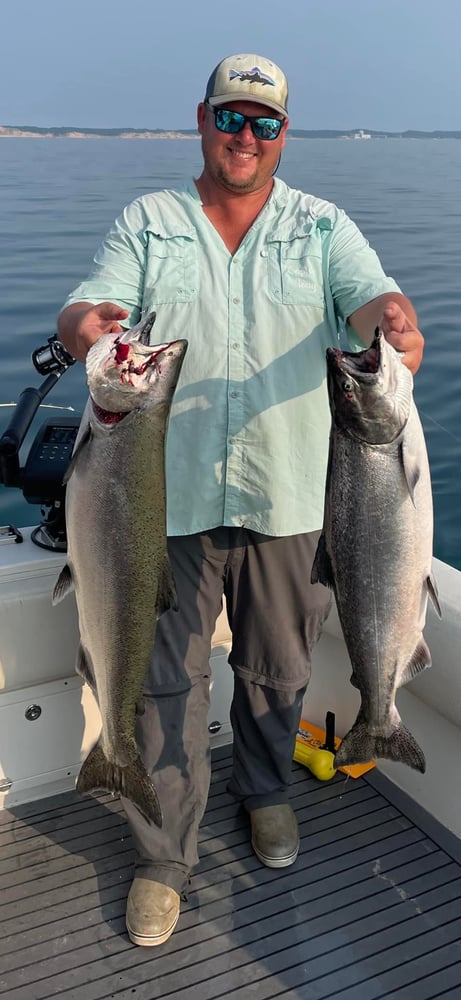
[57,301,129,362]
[348,292,424,375]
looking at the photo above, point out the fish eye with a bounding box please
[342,379,354,393]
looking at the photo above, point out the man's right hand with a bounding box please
[57,301,130,362]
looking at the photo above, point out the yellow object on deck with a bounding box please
[293,740,337,780]
[294,717,375,780]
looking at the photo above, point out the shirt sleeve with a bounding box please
[61,199,148,328]
[328,208,401,328]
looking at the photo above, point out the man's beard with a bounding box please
[214,162,261,193]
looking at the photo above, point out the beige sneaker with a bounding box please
[126,878,180,947]
[250,804,300,868]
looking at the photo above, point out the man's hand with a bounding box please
[57,301,129,362]
[380,301,424,375]
[348,293,424,376]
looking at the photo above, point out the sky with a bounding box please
[1,0,460,132]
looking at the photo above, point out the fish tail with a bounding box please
[335,719,426,774]
[76,742,163,826]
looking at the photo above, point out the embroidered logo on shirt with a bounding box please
[289,266,317,290]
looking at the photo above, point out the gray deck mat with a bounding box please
[1,744,461,999]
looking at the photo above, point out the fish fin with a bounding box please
[52,564,74,604]
[77,742,162,827]
[311,532,335,589]
[335,715,425,774]
[63,422,93,484]
[76,644,97,694]
[400,640,432,686]
[427,573,442,618]
[156,554,178,615]
[349,671,360,689]
[399,439,420,507]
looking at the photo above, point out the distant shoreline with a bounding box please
[1,125,461,140]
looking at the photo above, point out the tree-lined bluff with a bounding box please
[1,125,460,139]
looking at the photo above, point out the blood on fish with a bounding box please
[111,338,164,382]
[113,340,131,365]
[92,401,127,425]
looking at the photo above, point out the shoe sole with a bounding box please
[126,910,180,947]
[252,841,299,868]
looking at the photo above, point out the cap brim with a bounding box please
[207,93,288,118]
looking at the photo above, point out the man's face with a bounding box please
[197,100,289,195]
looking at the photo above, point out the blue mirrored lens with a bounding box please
[214,108,282,141]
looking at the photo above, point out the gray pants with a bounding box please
[121,527,331,894]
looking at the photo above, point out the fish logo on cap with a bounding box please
[229,67,276,87]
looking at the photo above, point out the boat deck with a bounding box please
[2,744,461,999]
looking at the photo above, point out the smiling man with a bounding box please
[58,53,425,948]
[198,100,287,195]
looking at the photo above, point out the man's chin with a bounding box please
[216,167,261,193]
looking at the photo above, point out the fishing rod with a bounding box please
[0,335,80,551]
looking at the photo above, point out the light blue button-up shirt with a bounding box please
[64,177,400,536]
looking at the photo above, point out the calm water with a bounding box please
[1,137,460,568]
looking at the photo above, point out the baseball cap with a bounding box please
[204,54,288,118]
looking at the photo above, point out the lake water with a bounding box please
[0,137,460,568]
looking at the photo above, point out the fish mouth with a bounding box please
[109,337,171,385]
[327,329,382,378]
[91,339,184,425]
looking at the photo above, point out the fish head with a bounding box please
[326,329,414,444]
[85,311,187,422]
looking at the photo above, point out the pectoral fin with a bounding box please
[52,563,74,604]
[427,573,442,618]
[311,532,335,590]
[156,553,178,616]
[399,438,420,507]
[63,422,93,484]
[76,643,97,695]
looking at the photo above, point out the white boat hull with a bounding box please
[1,528,460,841]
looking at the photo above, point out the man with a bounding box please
[58,53,424,948]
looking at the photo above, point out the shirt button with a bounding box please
[232,342,240,350]
[232,297,240,304]
[230,391,239,398]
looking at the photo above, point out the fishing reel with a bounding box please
[0,334,81,551]
[32,335,76,378]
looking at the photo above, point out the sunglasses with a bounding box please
[205,102,284,141]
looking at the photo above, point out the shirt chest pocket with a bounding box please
[144,230,199,304]
[266,234,325,306]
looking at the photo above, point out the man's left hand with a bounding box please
[380,301,424,375]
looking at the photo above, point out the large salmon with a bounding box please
[53,312,187,824]
[312,329,441,773]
